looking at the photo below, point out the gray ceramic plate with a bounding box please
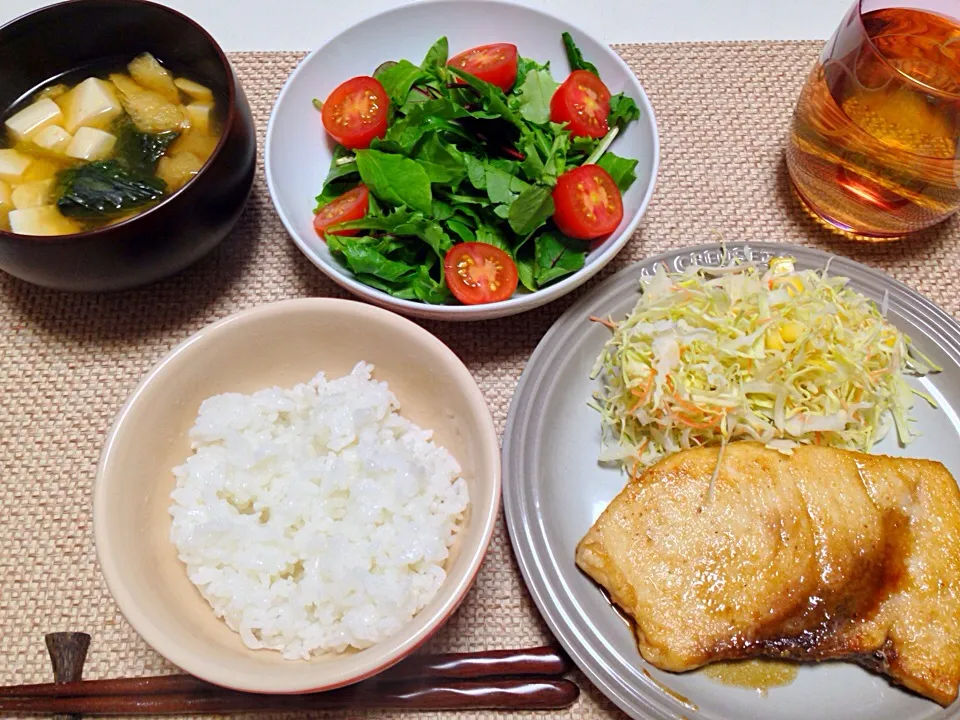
[503,242,960,720]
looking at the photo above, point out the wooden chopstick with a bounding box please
[382,644,573,681]
[0,646,579,714]
[0,679,580,714]
[0,645,572,699]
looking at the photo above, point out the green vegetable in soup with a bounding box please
[56,160,165,219]
[113,119,180,175]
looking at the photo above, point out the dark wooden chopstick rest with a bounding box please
[44,632,90,720]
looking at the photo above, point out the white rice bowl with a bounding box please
[168,362,470,660]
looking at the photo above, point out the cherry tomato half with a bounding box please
[550,70,611,138]
[321,76,389,149]
[552,165,623,240]
[448,43,519,91]
[313,185,369,238]
[443,242,519,305]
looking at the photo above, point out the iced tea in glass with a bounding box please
[786,0,960,239]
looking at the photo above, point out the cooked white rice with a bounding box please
[168,362,469,659]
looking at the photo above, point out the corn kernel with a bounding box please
[769,257,794,275]
[765,328,785,351]
[773,276,805,297]
[780,322,804,343]
[882,331,897,347]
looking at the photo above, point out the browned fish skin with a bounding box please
[575,442,960,706]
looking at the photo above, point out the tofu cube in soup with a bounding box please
[4,98,63,141]
[66,127,117,161]
[174,77,213,103]
[0,149,32,183]
[184,103,213,135]
[59,78,123,133]
[11,179,53,210]
[8,206,80,235]
[32,125,73,154]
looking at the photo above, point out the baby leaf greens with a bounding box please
[561,31,599,76]
[354,150,433,215]
[516,69,558,124]
[313,32,642,305]
[609,93,641,131]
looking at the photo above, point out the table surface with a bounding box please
[3,0,846,49]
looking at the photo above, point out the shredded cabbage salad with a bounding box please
[590,255,940,475]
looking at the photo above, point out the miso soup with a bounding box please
[0,53,223,236]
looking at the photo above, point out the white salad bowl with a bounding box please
[265,0,659,321]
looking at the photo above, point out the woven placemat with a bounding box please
[2,41,959,719]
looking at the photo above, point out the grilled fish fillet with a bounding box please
[575,442,960,705]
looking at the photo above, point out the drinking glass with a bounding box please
[786,0,960,240]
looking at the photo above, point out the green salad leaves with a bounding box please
[561,31,599,75]
[314,33,641,304]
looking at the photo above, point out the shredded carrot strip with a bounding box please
[671,412,723,430]
[629,440,649,480]
[628,371,657,412]
[671,394,722,417]
[589,315,617,329]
